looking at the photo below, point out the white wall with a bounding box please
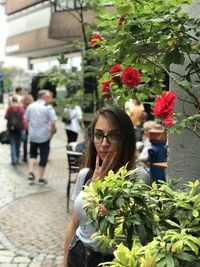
[7,6,51,37]
[0,4,27,69]
[30,52,82,73]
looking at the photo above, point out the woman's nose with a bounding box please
[101,136,110,146]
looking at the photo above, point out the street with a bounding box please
[0,102,73,266]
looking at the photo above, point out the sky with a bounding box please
[0,4,27,69]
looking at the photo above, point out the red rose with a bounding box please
[90,35,102,50]
[102,93,112,99]
[110,64,122,83]
[101,80,111,92]
[154,91,176,119]
[101,80,112,99]
[109,64,122,74]
[121,67,141,88]
[118,13,128,27]
[164,115,174,128]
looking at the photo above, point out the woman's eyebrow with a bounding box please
[94,129,120,133]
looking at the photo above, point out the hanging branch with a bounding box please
[77,0,89,50]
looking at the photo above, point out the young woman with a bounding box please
[62,106,150,267]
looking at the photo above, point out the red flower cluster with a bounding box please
[154,91,176,119]
[118,13,128,27]
[109,64,122,83]
[90,35,102,50]
[101,65,141,99]
[121,67,141,88]
[101,80,112,99]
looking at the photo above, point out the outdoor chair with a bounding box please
[66,150,82,212]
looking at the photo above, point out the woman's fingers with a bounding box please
[95,154,100,168]
[102,151,118,170]
[92,152,119,181]
[92,154,101,181]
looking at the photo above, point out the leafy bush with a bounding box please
[83,165,200,266]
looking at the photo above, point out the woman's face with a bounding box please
[93,116,122,160]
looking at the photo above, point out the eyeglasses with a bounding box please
[89,131,122,144]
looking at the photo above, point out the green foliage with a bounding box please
[83,165,200,266]
[55,90,95,111]
[0,66,25,92]
[91,0,200,136]
[38,66,70,89]
[57,54,68,65]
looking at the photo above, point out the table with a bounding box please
[152,162,168,168]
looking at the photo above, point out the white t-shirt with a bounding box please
[25,99,57,143]
[64,106,83,134]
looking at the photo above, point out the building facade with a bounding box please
[4,0,99,72]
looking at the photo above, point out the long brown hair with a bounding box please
[82,106,136,172]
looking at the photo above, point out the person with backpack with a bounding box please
[4,96,26,165]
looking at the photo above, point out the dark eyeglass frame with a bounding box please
[89,131,122,144]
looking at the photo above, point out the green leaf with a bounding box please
[176,252,196,262]
[163,48,185,65]
[192,209,199,218]
[113,243,130,266]
[165,219,180,228]
[116,198,124,208]
[186,235,200,246]
[107,215,115,224]
[184,240,199,256]
[156,257,167,267]
[99,218,108,234]
[166,255,174,267]
[116,6,132,15]
[141,76,151,83]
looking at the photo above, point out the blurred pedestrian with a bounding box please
[129,99,145,129]
[8,86,24,106]
[62,105,84,143]
[14,86,24,105]
[136,120,157,168]
[4,96,26,165]
[127,98,146,141]
[25,90,57,185]
[21,94,34,162]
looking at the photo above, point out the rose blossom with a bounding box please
[102,93,112,99]
[110,64,122,83]
[164,115,174,128]
[154,91,176,119]
[121,67,141,88]
[90,34,102,50]
[101,80,112,99]
[109,64,122,74]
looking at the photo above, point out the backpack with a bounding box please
[7,106,22,131]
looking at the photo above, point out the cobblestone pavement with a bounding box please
[0,102,77,266]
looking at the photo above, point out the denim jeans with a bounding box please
[9,131,21,164]
[67,236,114,267]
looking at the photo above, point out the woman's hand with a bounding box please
[99,203,108,216]
[92,153,118,181]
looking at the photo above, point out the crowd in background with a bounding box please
[3,86,160,182]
